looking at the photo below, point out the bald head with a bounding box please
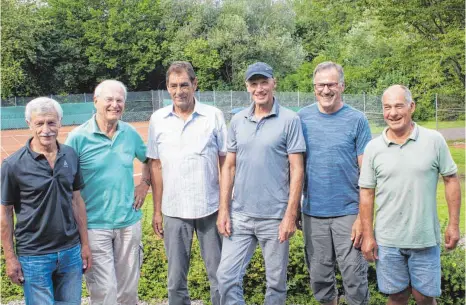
[382,85,413,105]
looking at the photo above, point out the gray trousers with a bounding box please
[164,212,222,305]
[302,214,369,305]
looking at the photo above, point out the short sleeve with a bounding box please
[356,116,372,156]
[146,115,159,159]
[227,118,237,153]
[215,111,228,156]
[1,161,19,205]
[134,130,147,163]
[286,116,306,154]
[73,160,85,191]
[358,143,376,188]
[437,135,457,176]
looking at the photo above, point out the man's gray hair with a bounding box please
[25,97,63,122]
[313,61,345,84]
[382,85,414,105]
[94,80,128,101]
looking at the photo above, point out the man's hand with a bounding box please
[351,215,363,248]
[445,223,460,250]
[361,235,378,262]
[81,244,92,273]
[152,213,164,239]
[133,182,150,210]
[217,209,231,238]
[278,215,297,243]
[5,257,24,285]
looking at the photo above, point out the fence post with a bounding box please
[230,90,233,111]
[84,93,87,103]
[298,91,300,108]
[363,92,366,115]
[213,90,216,106]
[158,90,162,110]
[150,90,154,111]
[14,96,17,107]
[435,93,438,130]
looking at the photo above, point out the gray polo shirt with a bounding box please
[359,124,457,248]
[1,139,84,255]
[228,100,306,219]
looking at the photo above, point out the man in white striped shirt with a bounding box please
[146,61,227,305]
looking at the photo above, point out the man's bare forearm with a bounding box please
[219,153,235,212]
[0,205,16,260]
[149,159,163,215]
[140,162,151,185]
[284,153,304,219]
[360,188,375,238]
[444,174,461,227]
[72,191,90,247]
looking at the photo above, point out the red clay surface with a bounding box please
[0,121,150,184]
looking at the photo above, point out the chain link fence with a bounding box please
[1,91,463,131]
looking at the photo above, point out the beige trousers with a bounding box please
[85,221,143,305]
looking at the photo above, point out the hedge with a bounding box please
[1,213,465,304]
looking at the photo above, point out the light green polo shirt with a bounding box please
[66,116,147,229]
[359,123,457,248]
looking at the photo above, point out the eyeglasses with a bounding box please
[313,82,340,91]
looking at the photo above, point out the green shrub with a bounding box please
[2,214,465,305]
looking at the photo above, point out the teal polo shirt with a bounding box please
[66,116,147,229]
[359,124,457,248]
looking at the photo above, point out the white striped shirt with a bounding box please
[146,101,227,219]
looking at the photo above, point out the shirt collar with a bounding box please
[26,137,64,160]
[382,122,419,146]
[164,98,205,118]
[245,97,279,121]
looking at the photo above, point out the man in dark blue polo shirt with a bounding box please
[1,97,92,305]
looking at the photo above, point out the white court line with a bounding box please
[1,146,10,157]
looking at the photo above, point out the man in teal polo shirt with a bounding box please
[359,85,461,305]
[66,80,151,305]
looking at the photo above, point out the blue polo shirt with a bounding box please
[228,100,306,219]
[66,116,147,229]
[298,103,372,217]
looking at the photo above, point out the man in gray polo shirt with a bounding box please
[216,62,305,305]
[1,97,91,305]
[359,85,461,304]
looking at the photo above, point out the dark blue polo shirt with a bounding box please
[1,139,84,256]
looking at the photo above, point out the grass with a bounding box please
[437,141,465,233]
[370,120,465,134]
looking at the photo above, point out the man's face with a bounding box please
[167,71,198,111]
[313,68,344,112]
[94,83,125,124]
[28,111,61,147]
[382,88,415,133]
[246,76,276,106]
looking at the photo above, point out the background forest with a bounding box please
[2,0,464,115]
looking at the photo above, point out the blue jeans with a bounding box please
[376,244,441,297]
[217,213,289,305]
[18,243,83,305]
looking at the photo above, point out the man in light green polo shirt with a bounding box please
[359,85,461,305]
[66,80,151,305]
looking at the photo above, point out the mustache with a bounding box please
[39,132,57,137]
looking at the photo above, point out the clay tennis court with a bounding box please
[0,121,150,184]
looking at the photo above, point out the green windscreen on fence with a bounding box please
[1,103,96,130]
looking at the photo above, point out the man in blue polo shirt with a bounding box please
[1,97,91,305]
[298,62,371,305]
[66,80,151,305]
[216,62,305,305]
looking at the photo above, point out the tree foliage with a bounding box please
[1,0,464,116]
